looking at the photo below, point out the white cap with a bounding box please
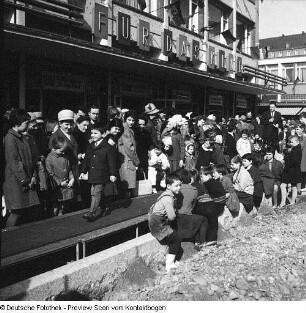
[27,112,37,122]
[58,109,74,121]
[33,111,44,123]
[207,114,216,121]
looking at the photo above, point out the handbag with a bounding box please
[133,171,153,197]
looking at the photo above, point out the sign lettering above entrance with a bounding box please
[93,3,108,40]
[137,20,150,51]
[162,29,173,56]
[209,95,223,106]
[117,12,131,45]
[42,72,84,92]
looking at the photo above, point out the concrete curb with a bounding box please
[0,234,163,301]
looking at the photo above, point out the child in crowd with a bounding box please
[184,142,196,171]
[161,118,185,172]
[148,142,170,193]
[80,125,117,222]
[196,138,213,170]
[280,135,302,207]
[195,166,226,245]
[231,155,254,214]
[242,153,264,213]
[148,173,182,273]
[259,147,283,209]
[236,129,252,157]
[46,137,75,216]
[213,164,240,213]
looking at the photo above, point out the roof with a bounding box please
[260,33,306,51]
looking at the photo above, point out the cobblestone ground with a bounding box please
[104,202,306,301]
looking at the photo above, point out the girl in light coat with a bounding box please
[148,142,170,193]
[236,129,252,157]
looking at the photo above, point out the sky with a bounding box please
[259,0,306,39]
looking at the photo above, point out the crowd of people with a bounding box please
[2,102,306,270]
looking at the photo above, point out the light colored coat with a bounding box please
[148,149,170,185]
[118,123,140,189]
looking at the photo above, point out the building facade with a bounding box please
[4,0,284,120]
[259,32,306,117]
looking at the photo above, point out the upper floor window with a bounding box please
[295,50,299,55]
[297,62,306,82]
[279,51,283,57]
[282,63,294,82]
[287,50,292,56]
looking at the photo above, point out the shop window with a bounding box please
[282,63,294,83]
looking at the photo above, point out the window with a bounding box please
[295,50,299,55]
[297,63,306,82]
[279,51,283,57]
[267,65,278,88]
[287,50,291,56]
[208,3,222,41]
[270,52,275,58]
[282,63,294,83]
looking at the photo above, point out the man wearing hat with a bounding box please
[49,110,79,186]
[144,103,160,145]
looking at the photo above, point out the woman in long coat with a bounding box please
[3,109,40,227]
[118,111,140,198]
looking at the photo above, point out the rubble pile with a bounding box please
[106,203,306,301]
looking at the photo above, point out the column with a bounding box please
[19,53,26,109]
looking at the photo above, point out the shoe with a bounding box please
[194,243,205,252]
[204,241,217,247]
[101,207,111,217]
[83,212,99,222]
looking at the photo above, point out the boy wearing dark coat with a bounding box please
[259,148,283,208]
[80,125,117,222]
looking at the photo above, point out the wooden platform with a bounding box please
[1,194,160,268]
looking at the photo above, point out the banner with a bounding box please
[165,1,185,27]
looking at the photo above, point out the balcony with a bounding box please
[281,94,306,103]
[5,0,84,26]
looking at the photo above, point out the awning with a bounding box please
[275,107,305,116]
[4,24,283,96]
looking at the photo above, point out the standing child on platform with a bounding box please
[148,142,170,193]
[148,173,182,273]
[80,125,117,222]
[46,137,75,216]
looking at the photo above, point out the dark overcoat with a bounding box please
[3,129,40,211]
[282,144,302,184]
[81,139,117,184]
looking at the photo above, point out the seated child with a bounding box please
[230,155,254,214]
[148,142,170,193]
[213,164,240,213]
[280,135,302,207]
[242,153,264,212]
[80,125,117,222]
[259,147,283,209]
[175,169,208,252]
[148,173,182,273]
[46,137,75,216]
[195,166,226,245]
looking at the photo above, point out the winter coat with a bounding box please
[281,144,302,184]
[118,123,140,189]
[49,128,79,182]
[3,129,40,211]
[81,139,117,184]
[46,150,75,202]
[259,159,283,196]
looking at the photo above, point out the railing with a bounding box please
[281,94,306,102]
[5,0,84,26]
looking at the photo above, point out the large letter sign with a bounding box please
[117,12,131,45]
[138,20,150,51]
[161,29,173,56]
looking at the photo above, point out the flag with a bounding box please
[250,46,260,59]
[292,76,300,94]
[165,1,185,27]
[137,0,146,10]
[237,38,243,51]
[221,29,236,42]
